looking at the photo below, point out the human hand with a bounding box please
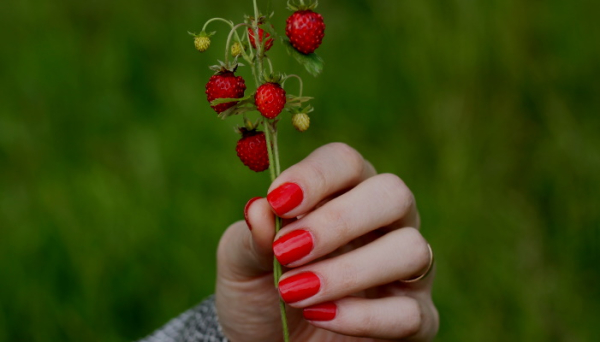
[215,143,438,341]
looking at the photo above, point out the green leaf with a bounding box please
[284,95,313,110]
[210,94,252,106]
[282,40,324,77]
[215,96,256,120]
[217,102,256,120]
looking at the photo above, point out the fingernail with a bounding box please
[303,302,337,321]
[244,197,262,230]
[273,229,314,265]
[278,272,320,303]
[267,182,303,216]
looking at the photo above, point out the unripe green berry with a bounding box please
[195,35,211,52]
[231,42,243,57]
[292,113,310,132]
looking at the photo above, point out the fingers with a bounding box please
[266,143,376,218]
[303,296,439,341]
[217,197,275,280]
[273,173,418,267]
[277,227,431,306]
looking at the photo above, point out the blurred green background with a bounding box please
[1,0,599,341]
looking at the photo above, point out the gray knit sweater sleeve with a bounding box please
[138,295,228,342]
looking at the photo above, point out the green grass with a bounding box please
[1,0,599,341]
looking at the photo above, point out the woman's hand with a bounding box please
[215,143,438,341]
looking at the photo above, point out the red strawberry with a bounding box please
[236,129,269,172]
[255,82,286,119]
[248,27,274,52]
[286,10,325,54]
[205,71,246,113]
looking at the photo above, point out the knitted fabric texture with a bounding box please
[138,296,228,342]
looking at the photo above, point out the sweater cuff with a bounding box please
[138,295,228,342]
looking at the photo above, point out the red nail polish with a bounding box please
[278,272,320,303]
[244,197,262,230]
[303,302,337,321]
[267,182,303,216]
[273,229,314,265]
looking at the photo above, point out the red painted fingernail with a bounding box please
[278,272,320,303]
[303,302,337,321]
[267,182,303,216]
[244,197,262,230]
[273,229,314,265]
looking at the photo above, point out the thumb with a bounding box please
[217,197,276,281]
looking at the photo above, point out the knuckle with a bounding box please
[328,142,365,180]
[376,173,414,213]
[402,227,430,273]
[348,311,376,337]
[216,221,243,264]
[322,206,351,238]
[338,260,359,290]
[430,303,440,339]
[305,159,328,191]
[401,298,423,337]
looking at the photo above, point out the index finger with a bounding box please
[266,143,376,218]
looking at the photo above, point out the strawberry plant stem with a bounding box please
[252,2,289,339]
[252,0,264,83]
[224,23,250,64]
[265,56,274,76]
[202,18,233,32]
[263,119,289,342]
[282,74,303,97]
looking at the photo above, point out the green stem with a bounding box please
[253,0,260,20]
[279,298,289,341]
[263,120,277,184]
[263,119,288,342]
[224,23,249,64]
[252,2,288,341]
[252,0,264,83]
[282,74,303,97]
[273,124,281,175]
[202,17,233,32]
[265,56,274,76]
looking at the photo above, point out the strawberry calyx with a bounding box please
[287,0,318,11]
[189,30,215,38]
[236,117,261,133]
[236,126,261,137]
[245,14,268,25]
[209,59,242,74]
[262,72,284,84]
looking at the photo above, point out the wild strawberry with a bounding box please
[292,113,310,132]
[248,27,274,52]
[195,36,211,52]
[191,31,214,52]
[205,71,246,114]
[236,129,270,172]
[286,10,325,54]
[255,82,286,119]
[231,41,243,57]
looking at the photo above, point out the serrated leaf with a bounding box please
[210,94,252,106]
[284,95,313,111]
[217,102,256,120]
[286,95,314,104]
[283,40,324,77]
